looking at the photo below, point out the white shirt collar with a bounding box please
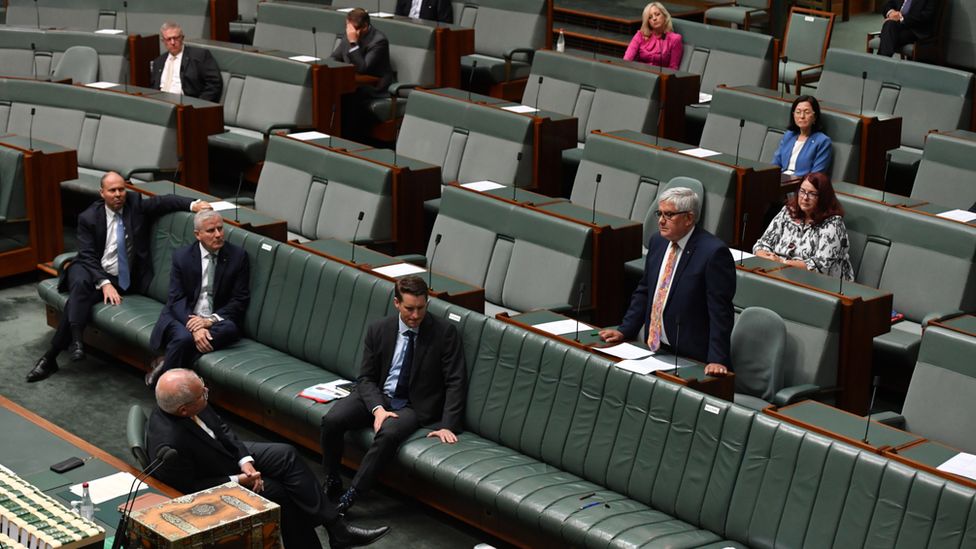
[397,316,418,336]
[671,224,696,252]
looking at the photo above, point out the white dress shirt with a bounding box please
[160,50,184,95]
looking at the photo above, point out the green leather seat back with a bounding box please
[0,145,25,225]
[147,212,197,303]
[836,193,890,284]
[0,28,128,83]
[673,19,776,92]
[911,130,976,207]
[7,0,211,39]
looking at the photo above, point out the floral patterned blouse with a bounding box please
[753,206,855,281]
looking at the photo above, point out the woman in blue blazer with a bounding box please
[771,95,832,177]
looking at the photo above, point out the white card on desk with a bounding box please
[289,55,321,63]
[680,147,721,158]
[615,355,674,375]
[596,343,653,360]
[698,92,712,103]
[95,29,125,34]
[210,201,237,212]
[532,319,593,336]
[461,180,506,192]
[289,131,330,141]
[85,82,118,89]
[502,105,540,114]
[937,209,976,223]
[938,452,976,480]
[373,263,426,277]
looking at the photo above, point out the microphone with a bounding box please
[780,56,788,98]
[312,26,318,60]
[880,154,891,203]
[328,104,336,148]
[838,237,848,295]
[34,0,40,29]
[111,446,178,549]
[428,233,442,291]
[467,60,477,102]
[573,283,585,342]
[350,211,365,263]
[672,316,681,376]
[861,376,881,444]
[859,71,867,117]
[122,1,128,34]
[733,118,745,165]
[233,172,244,223]
[393,120,402,166]
[738,212,749,266]
[512,151,522,201]
[31,43,37,79]
[28,107,36,150]
[172,155,182,196]
[591,173,602,224]
[533,76,543,109]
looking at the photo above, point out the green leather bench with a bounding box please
[5,0,214,39]
[910,130,976,208]
[0,27,128,83]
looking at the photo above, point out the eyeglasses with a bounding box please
[655,210,690,220]
[162,35,184,43]
[793,109,814,117]
[798,189,819,199]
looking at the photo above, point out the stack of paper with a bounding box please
[299,380,354,403]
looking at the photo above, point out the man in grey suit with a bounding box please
[149,21,223,102]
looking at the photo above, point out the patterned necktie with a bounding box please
[647,242,679,351]
[116,215,130,291]
[392,331,415,410]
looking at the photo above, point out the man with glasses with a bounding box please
[149,21,222,101]
[600,187,735,376]
[148,368,390,548]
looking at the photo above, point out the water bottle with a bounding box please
[80,482,95,521]
[556,29,565,53]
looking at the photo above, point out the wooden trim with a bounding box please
[209,0,237,42]
[764,401,898,454]
[883,444,976,491]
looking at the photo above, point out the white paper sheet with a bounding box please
[937,209,976,223]
[680,147,721,158]
[85,82,118,89]
[289,131,331,141]
[596,343,653,360]
[210,201,237,212]
[615,354,675,375]
[337,7,354,12]
[94,29,125,35]
[70,472,144,504]
[461,180,506,192]
[373,263,426,277]
[532,319,593,336]
[732,248,755,261]
[371,11,395,17]
[938,452,976,480]
[288,55,321,63]
[502,105,540,114]
[698,92,712,104]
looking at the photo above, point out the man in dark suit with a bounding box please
[27,172,210,383]
[600,187,735,375]
[395,0,453,23]
[146,210,249,386]
[319,276,466,513]
[149,21,223,102]
[148,368,389,549]
[877,0,938,57]
[331,8,395,140]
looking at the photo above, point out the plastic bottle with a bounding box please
[80,482,95,521]
[556,29,565,53]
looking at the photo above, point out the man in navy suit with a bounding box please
[600,187,735,375]
[149,21,223,102]
[395,0,453,23]
[27,172,209,383]
[877,0,937,57]
[146,210,249,386]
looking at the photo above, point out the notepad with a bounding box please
[937,209,976,223]
[596,343,653,360]
[680,147,721,158]
[461,180,506,192]
[502,105,540,114]
[70,472,145,504]
[373,263,426,277]
[938,452,976,480]
[615,355,674,375]
[85,82,118,89]
[289,131,330,141]
[210,201,237,212]
[532,319,593,336]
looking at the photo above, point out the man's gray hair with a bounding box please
[194,209,222,230]
[160,21,183,35]
[155,368,201,413]
[658,187,701,223]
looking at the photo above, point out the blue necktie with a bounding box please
[391,331,415,410]
[901,0,912,14]
[116,215,130,291]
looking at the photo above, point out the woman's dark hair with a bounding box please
[787,94,825,135]
[786,172,844,225]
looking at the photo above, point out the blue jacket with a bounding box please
[771,130,833,177]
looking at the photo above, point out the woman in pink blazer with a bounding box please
[623,2,684,70]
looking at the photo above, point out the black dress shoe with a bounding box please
[326,519,389,549]
[145,357,166,387]
[68,341,85,362]
[27,357,59,383]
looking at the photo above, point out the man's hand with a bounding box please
[884,9,903,22]
[238,462,263,492]
[193,327,214,353]
[372,407,398,433]
[599,328,624,343]
[186,315,214,333]
[426,429,458,444]
[705,363,729,376]
[102,283,122,305]
[345,22,361,44]
[191,200,213,213]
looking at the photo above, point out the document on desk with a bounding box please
[373,263,426,277]
[461,180,506,192]
[71,472,144,504]
[937,209,976,223]
[289,55,321,63]
[85,82,118,89]
[596,343,653,360]
[289,131,330,141]
[937,452,976,480]
[94,29,125,35]
[731,248,755,261]
[532,319,593,336]
[210,201,237,212]
[680,148,721,158]
[502,105,540,114]
[615,355,675,375]
[371,11,395,17]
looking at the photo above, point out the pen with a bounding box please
[578,492,595,500]
[579,501,602,510]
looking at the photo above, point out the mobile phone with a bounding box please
[50,457,85,474]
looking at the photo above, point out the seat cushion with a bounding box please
[60,168,107,196]
[208,128,268,164]
[462,54,532,85]
[873,320,923,370]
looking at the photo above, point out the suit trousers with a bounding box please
[158,319,241,371]
[51,266,125,352]
[878,20,918,56]
[319,391,419,492]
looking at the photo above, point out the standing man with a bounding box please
[149,21,223,102]
[395,0,453,23]
[599,187,735,375]
[146,210,249,387]
[877,0,937,57]
[27,172,210,383]
[320,276,466,514]
[148,369,389,549]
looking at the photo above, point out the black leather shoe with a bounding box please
[68,341,85,362]
[27,357,59,383]
[145,357,166,387]
[323,474,343,503]
[326,519,389,549]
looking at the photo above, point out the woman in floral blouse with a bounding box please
[753,172,855,280]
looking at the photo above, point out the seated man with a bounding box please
[146,210,249,386]
[331,8,395,139]
[877,0,937,57]
[148,369,389,548]
[149,21,223,102]
[600,187,735,376]
[395,0,453,23]
[27,172,209,383]
[320,276,466,513]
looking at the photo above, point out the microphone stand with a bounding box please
[573,283,585,342]
[467,60,477,102]
[512,152,522,201]
[533,76,543,109]
[428,234,442,291]
[591,173,602,224]
[233,173,244,223]
[350,211,365,263]
[671,316,681,377]
[861,376,881,445]
[738,213,749,266]
[111,448,176,549]
[733,119,745,165]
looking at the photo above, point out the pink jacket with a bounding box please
[623,31,683,70]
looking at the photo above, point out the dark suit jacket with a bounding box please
[330,26,395,92]
[147,405,250,494]
[882,0,938,39]
[63,192,193,295]
[395,0,453,22]
[149,46,223,102]
[356,314,466,432]
[149,241,250,351]
[618,227,736,367]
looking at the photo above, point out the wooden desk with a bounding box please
[884,440,976,490]
[765,399,922,453]
[930,314,976,337]
[0,135,77,278]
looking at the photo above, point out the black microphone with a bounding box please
[467,60,477,102]
[672,316,681,376]
[738,212,749,266]
[734,118,745,165]
[862,375,881,444]
[350,211,365,263]
[28,107,36,151]
[111,446,178,549]
[859,71,867,117]
[780,56,788,98]
[428,233,442,291]
[591,173,602,224]
[172,155,182,196]
[34,0,40,29]
[533,75,543,109]
[30,43,37,79]
[328,104,336,148]
[312,26,318,60]
[122,1,128,35]
[838,237,848,295]
[881,153,890,203]
[512,151,522,201]
[233,172,244,223]
[573,283,585,342]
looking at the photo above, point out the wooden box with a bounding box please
[127,483,281,548]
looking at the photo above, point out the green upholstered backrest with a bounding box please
[147,212,197,303]
[782,9,831,67]
[673,19,775,91]
[0,28,128,82]
[912,131,976,207]
[6,0,211,39]
[0,145,25,224]
[732,306,787,403]
[702,86,789,164]
[463,0,547,58]
[836,193,889,285]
